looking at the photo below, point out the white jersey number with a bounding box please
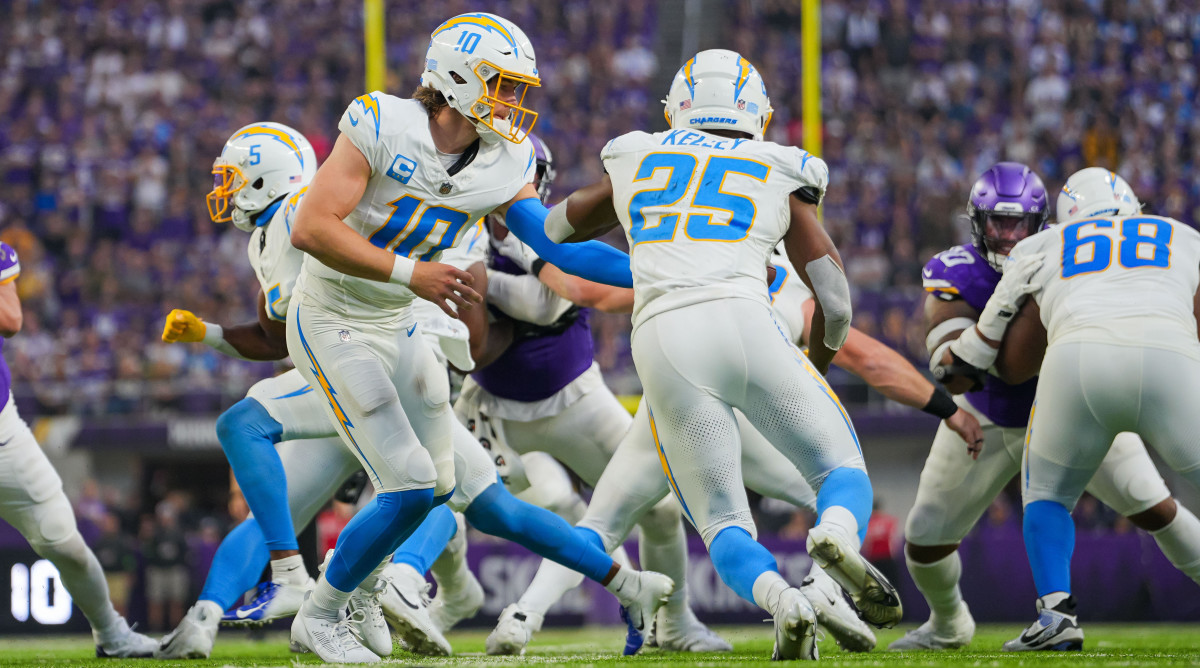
[1062,217,1172,278]
[628,153,770,245]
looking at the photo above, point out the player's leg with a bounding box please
[1084,432,1200,584]
[732,301,899,630]
[514,452,587,522]
[158,435,360,658]
[0,403,156,657]
[632,302,817,660]
[890,407,1024,650]
[1008,343,1130,652]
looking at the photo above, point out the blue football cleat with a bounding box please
[620,605,645,655]
[222,579,314,626]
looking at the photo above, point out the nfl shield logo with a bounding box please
[737,99,746,110]
[439,182,453,195]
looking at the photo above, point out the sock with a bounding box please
[906,550,964,628]
[430,512,471,596]
[38,531,120,638]
[815,467,872,545]
[517,559,587,617]
[611,545,633,569]
[751,570,790,616]
[216,398,293,551]
[198,518,270,609]
[1023,500,1075,597]
[1151,505,1200,584]
[324,488,434,593]
[393,504,457,575]
[708,526,779,605]
[194,599,224,624]
[271,554,307,585]
[360,557,391,592]
[464,483,613,582]
[817,506,862,551]
[637,513,690,616]
[305,576,352,621]
[1040,590,1072,611]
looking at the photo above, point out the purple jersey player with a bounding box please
[0,242,158,656]
[890,163,1200,652]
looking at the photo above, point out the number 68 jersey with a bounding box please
[602,128,828,330]
[1010,214,1200,357]
[298,92,535,324]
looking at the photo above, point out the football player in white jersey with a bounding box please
[492,244,985,655]
[0,248,157,657]
[537,49,902,660]
[283,12,670,662]
[947,167,1200,651]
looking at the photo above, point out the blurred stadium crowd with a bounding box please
[3,0,1199,414]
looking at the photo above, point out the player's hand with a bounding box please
[161,309,206,343]
[985,253,1045,334]
[492,225,539,273]
[410,261,482,319]
[945,407,985,460]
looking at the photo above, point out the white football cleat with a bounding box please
[155,601,221,659]
[428,567,484,632]
[378,563,451,656]
[486,604,541,655]
[290,595,380,664]
[806,525,902,628]
[771,587,819,660]
[1002,595,1083,652]
[222,578,314,626]
[888,602,975,651]
[653,606,733,652]
[611,571,675,635]
[95,617,158,658]
[348,584,392,658]
[801,568,876,652]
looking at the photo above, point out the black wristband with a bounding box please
[530,258,548,277]
[921,387,958,420]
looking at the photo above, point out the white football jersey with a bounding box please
[1010,214,1200,357]
[249,187,309,321]
[299,92,534,323]
[602,128,828,329]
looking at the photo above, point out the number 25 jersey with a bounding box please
[1010,214,1200,357]
[602,128,828,330]
[299,92,534,323]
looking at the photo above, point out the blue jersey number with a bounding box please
[368,194,472,260]
[628,153,770,246]
[1061,217,1172,278]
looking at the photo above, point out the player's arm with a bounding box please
[945,252,1046,375]
[455,261,491,370]
[161,291,289,361]
[798,299,985,452]
[498,182,633,287]
[290,134,480,317]
[924,294,986,394]
[0,280,22,337]
[783,197,851,375]
[537,264,634,313]
[993,300,1047,385]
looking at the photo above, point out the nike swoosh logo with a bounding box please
[391,582,420,610]
[235,603,266,619]
[0,438,11,446]
[348,113,359,126]
[406,324,417,337]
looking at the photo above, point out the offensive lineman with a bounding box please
[283,12,670,662]
[897,164,1200,652]
[943,167,1200,651]
[0,243,158,657]
[537,49,902,660]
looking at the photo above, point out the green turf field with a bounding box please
[3,624,1200,667]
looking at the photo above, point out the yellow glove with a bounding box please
[162,309,207,343]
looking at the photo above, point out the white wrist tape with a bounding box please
[544,201,575,243]
[925,317,976,354]
[806,255,852,350]
[389,255,416,286]
[928,340,954,375]
[949,326,999,371]
[975,297,1016,342]
[202,323,253,361]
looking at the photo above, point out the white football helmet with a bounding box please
[1056,167,1142,225]
[421,13,540,144]
[663,49,773,140]
[208,122,316,232]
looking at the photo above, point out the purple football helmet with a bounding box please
[966,162,1049,269]
[529,133,556,203]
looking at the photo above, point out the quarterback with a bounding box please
[283,12,668,662]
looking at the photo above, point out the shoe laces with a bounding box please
[333,617,367,651]
[350,587,386,625]
[417,579,435,607]
[247,581,278,606]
